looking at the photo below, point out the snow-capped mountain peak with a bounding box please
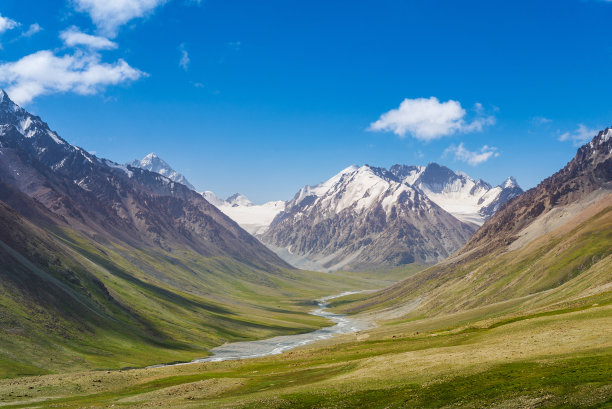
[263,163,476,271]
[502,176,519,189]
[292,164,359,207]
[201,191,226,207]
[0,89,68,147]
[226,193,253,207]
[300,164,425,216]
[128,152,196,190]
[400,163,523,226]
[0,89,19,113]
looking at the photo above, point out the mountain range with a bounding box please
[140,158,521,272]
[261,163,522,271]
[391,163,523,225]
[340,127,612,318]
[128,151,522,272]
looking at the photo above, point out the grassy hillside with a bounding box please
[0,202,394,378]
[331,192,612,321]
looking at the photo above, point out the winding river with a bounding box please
[153,291,369,368]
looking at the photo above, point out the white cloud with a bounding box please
[368,97,495,141]
[444,143,499,166]
[179,43,190,70]
[0,14,19,34]
[558,124,598,146]
[0,50,145,105]
[60,26,117,50]
[22,23,42,37]
[72,0,168,37]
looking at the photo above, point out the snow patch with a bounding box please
[103,159,134,177]
[47,130,65,145]
[600,128,612,144]
[219,200,286,235]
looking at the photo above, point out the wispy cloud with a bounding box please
[532,116,552,125]
[444,143,499,166]
[368,97,495,141]
[0,13,19,34]
[0,50,145,105]
[22,23,42,38]
[179,43,190,71]
[72,0,168,37]
[60,26,118,50]
[558,124,598,146]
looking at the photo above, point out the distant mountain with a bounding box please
[342,128,612,318]
[129,152,196,190]
[262,165,477,271]
[125,152,286,236]
[201,190,227,207]
[226,193,253,207]
[202,191,286,236]
[390,163,524,226]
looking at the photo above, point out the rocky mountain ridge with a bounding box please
[0,90,289,270]
[390,163,523,225]
[462,127,612,257]
[262,164,478,271]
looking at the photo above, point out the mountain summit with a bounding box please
[128,152,196,190]
[390,163,523,225]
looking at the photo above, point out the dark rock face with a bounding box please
[389,164,423,181]
[462,128,612,256]
[0,90,290,271]
[413,163,462,192]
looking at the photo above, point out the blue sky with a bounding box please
[0,0,611,202]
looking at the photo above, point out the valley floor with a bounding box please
[1,289,610,408]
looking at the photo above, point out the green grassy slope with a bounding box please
[0,296,609,408]
[0,202,389,378]
[332,195,612,322]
